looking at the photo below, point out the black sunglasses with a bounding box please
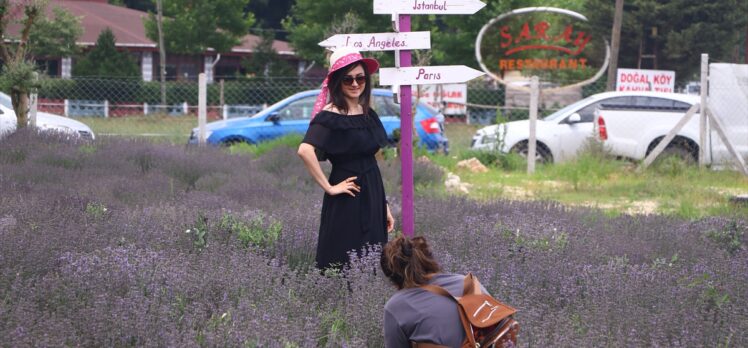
[342,75,366,86]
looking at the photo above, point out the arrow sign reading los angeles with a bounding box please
[319,31,431,51]
[379,65,484,85]
[374,0,486,14]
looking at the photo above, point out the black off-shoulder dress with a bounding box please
[302,109,390,270]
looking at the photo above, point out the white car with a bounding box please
[0,92,95,140]
[471,91,699,163]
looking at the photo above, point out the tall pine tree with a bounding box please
[73,28,139,77]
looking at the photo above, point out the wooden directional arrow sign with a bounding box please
[319,31,430,51]
[379,65,485,86]
[374,0,486,15]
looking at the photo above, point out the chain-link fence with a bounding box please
[28,72,747,172]
[36,76,323,119]
[33,75,613,122]
[459,76,608,125]
[707,63,748,171]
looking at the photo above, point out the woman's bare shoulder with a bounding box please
[322,104,339,113]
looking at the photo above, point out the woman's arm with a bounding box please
[386,203,395,233]
[297,142,360,197]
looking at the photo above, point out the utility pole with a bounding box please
[156,0,167,107]
[607,0,624,91]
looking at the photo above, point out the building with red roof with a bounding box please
[6,0,302,81]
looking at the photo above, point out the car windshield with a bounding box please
[0,92,12,109]
[542,95,597,121]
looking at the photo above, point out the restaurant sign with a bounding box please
[475,7,609,91]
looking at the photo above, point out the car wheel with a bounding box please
[656,146,697,165]
[511,141,553,164]
[647,137,698,165]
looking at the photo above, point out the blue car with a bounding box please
[189,89,449,152]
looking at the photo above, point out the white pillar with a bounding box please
[61,57,72,78]
[699,54,708,167]
[142,52,153,82]
[528,76,539,174]
[198,73,207,145]
[204,56,214,83]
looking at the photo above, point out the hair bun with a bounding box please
[401,238,413,257]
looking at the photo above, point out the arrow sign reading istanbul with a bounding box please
[379,65,485,86]
[319,31,431,51]
[374,0,486,14]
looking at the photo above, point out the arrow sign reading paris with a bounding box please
[374,0,486,14]
[379,65,484,86]
[319,31,431,51]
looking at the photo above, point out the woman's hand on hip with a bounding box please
[327,176,360,197]
[386,204,395,233]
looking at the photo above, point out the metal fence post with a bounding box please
[699,53,708,167]
[30,72,38,127]
[528,76,539,174]
[104,100,109,118]
[220,79,226,120]
[198,73,207,146]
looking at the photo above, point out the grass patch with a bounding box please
[228,134,303,157]
[77,114,197,144]
[422,123,748,219]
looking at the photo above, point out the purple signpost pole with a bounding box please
[398,14,414,237]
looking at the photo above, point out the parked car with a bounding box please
[188,89,449,152]
[470,91,699,163]
[0,92,95,140]
[596,94,748,165]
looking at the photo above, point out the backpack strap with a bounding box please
[420,284,455,299]
[463,272,482,296]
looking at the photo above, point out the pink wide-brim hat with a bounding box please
[311,47,380,118]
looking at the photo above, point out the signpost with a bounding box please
[319,31,431,51]
[376,1,485,237]
[616,68,676,93]
[317,0,486,236]
[374,0,486,14]
[379,65,484,86]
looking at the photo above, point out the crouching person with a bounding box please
[380,236,481,347]
[380,236,518,348]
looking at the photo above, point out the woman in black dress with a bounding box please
[297,47,395,270]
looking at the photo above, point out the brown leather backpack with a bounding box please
[413,273,519,348]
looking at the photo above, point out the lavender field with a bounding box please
[1,130,746,347]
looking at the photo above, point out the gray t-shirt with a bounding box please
[383,273,489,348]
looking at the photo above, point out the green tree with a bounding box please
[0,0,81,128]
[29,7,82,58]
[144,0,255,55]
[246,0,293,37]
[73,28,140,77]
[585,0,748,83]
[242,30,295,77]
[283,0,389,66]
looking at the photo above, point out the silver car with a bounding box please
[0,92,95,140]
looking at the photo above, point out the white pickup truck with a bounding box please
[471,90,748,165]
[597,95,748,165]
